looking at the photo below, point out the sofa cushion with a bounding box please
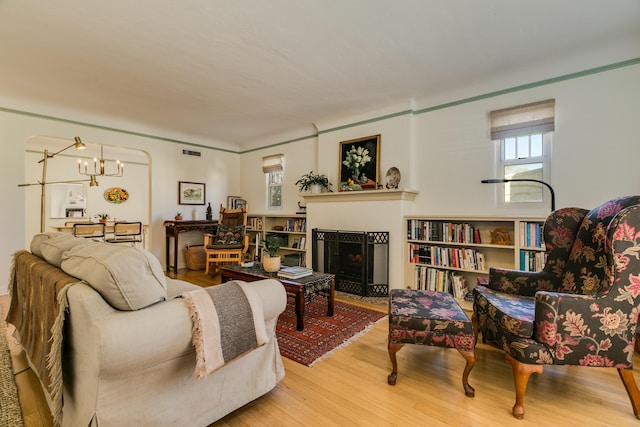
[473,285,535,338]
[61,244,167,310]
[40,234,95,267]
[30,232,71,259]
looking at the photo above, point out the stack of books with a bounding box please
[277,266,313,279]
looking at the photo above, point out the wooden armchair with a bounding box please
[473,196,640,420]
[203,204,249,275]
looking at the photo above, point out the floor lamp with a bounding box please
[18,137,89,232]
[481,178,556,212]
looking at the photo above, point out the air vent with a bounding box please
[182,149,201,157]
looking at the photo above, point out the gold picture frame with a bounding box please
[339,134,381,190]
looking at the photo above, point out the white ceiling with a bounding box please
[2,1,639,149]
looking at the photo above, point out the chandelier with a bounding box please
[77,141,124,186]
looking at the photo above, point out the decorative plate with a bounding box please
[104,187,129,204]
[385,167,401,189]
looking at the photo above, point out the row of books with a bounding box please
[284,218,306,232]
[520,250,547,272]
[520,221,545,249]
[277,266,313,279]
[408,243,486,271]
[407,220,482,244]
[247,216,263,231]
[292,236,307,249]
[414,266,468,299]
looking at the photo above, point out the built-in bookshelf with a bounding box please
[247,214,307,266]
[405,216,546,307]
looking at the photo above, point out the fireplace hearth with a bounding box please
[312,229,389,297]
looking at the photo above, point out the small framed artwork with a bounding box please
[234,198,247,209]
[227,196,242,209]
[339,134,381,190]
[178,181,206,205]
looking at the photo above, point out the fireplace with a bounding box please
[312,229,389,297]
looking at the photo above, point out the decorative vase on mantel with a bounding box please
[263,255,281,273]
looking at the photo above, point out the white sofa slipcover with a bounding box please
[8,239,286,427]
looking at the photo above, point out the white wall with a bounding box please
[2,61,638,295]
[239,62,640,290]
[240,136,317,215]
[0,109,241,294]
[411,63,640,217]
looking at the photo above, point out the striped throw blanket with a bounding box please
[182,281,268,378]
[7,251,80,427]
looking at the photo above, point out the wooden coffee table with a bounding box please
[220,264,334,331]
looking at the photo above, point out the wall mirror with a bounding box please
[50,183,86,218]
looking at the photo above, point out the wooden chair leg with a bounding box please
[387,342,404,385]
[505,354,543,419]
[618,368,640,419]
[471,312,479,346]
[457,349,476,398]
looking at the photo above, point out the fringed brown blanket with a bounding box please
[7,251,79,427]
[182,281,268,378]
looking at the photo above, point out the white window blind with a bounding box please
[490,99,555,140]
[262,154,284,173]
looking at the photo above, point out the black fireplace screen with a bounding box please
[312,229,389,297]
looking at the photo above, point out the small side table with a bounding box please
[387,289,476,397]
[164,220,217,273]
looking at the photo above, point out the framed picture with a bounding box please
[234,198,247,209]
[178,181,206,205]
[339,134,381,189]
[227,196,242,209]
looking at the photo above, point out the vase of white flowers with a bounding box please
[342,146,372,182]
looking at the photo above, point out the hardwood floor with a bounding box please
[4,270,640,426]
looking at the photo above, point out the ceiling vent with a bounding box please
[182,149,201,157]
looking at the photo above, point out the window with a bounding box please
[267,170,283,208]
[490,99,554,207]
[262,154,283,209]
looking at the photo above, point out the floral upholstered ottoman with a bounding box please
[387,289,476,397]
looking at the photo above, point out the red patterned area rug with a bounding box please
[276,298,386,366]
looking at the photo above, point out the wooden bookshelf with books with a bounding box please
[405,216,545,310]
[247,214,307,266]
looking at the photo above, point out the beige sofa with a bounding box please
[8,233,286,427]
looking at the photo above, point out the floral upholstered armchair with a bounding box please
[473,196,640,420]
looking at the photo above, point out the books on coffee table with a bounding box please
[277,266,313,279]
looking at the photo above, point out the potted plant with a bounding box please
[295,171,330,194]
[95,213,110,223]
[262,233,282,272]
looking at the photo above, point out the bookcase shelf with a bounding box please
[405,216,545,300]
[247,214,307,266]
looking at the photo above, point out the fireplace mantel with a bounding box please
[301,188,418,203]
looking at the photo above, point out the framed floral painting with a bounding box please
[339,134,380,190]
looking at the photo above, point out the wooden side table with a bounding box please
[164,220,217,273]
